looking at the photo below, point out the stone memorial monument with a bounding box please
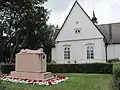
[10,48,52,80]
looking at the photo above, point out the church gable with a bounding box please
[55,1,104,42]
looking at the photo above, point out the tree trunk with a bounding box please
[20,32,29,49]
[9,37,19,63]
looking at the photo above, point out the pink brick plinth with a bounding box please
[10,49,53,80]
[10,71,52,80]
[16,53,46,73]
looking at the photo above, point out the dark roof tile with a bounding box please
[97,23,120,44]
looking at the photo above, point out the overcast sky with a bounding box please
[44,0,120,27]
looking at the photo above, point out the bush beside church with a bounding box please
[47,63,113,74]
[1,63,113,74]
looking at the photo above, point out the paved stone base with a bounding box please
[10,71,53,80]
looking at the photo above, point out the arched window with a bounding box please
[86,45,94,59]
[64,47,70,59]
[74,28,81,34]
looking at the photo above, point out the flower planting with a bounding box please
[0,74,69,86]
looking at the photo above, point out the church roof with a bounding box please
[98,23,120,44]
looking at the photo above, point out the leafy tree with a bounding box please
[43,24,59,63]
[0,0,52,63]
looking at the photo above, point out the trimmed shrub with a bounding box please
[49,60,56,64]
[1,63,113,74]
[113,67,120,90]
[107,58,120,63]
[1,64,15,74]
[47,63,113,74]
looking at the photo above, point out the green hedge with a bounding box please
[1,63,113,74]
[113,67,120,90]
[107,58,120,63]
[47,63,113,74]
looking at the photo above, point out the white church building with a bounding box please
[52,1,120,64]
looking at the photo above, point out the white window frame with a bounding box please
[64,47,70,60]
[86,43,94,59]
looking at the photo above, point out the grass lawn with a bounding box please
[4,73,112,90]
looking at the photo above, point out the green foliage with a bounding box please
[0,0,55,63]
[47,63,113,74]
[107,58,120,63]
[113,65,120,90]
[1,63,113,74]
[49,60,56,64]
[1,64,15,74]
[113,62,120,70]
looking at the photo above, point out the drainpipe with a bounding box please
[105,44,108,62]
[105,24,112,62]
[109,24,113,60]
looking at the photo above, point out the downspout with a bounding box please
[109,24,113,60]
[105,43,108,62]
[104,24,112,63]
[105,24,112,62]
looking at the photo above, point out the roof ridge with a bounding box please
[97,22,120,26]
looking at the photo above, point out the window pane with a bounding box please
[64,54,67,57]
[64,48,66,50]
[75,30,77,33]
[87,53,90,59]
[87,50,90,53]
[67,48,70,50]
[91,50,94,59]
[68,53,70,58]
[87,54,90,57]
[91,47,93,49]
[91,50,94,53]
[64,51,67,53]
[68,55,70,58]
[64,57,66,59]
[87,47,89,49]
[91,53,94,56]
[78,30,80,33]
[68,51,70,53]
[91,55,94,59]
[68,56,70,59]
[87,56,90,59]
